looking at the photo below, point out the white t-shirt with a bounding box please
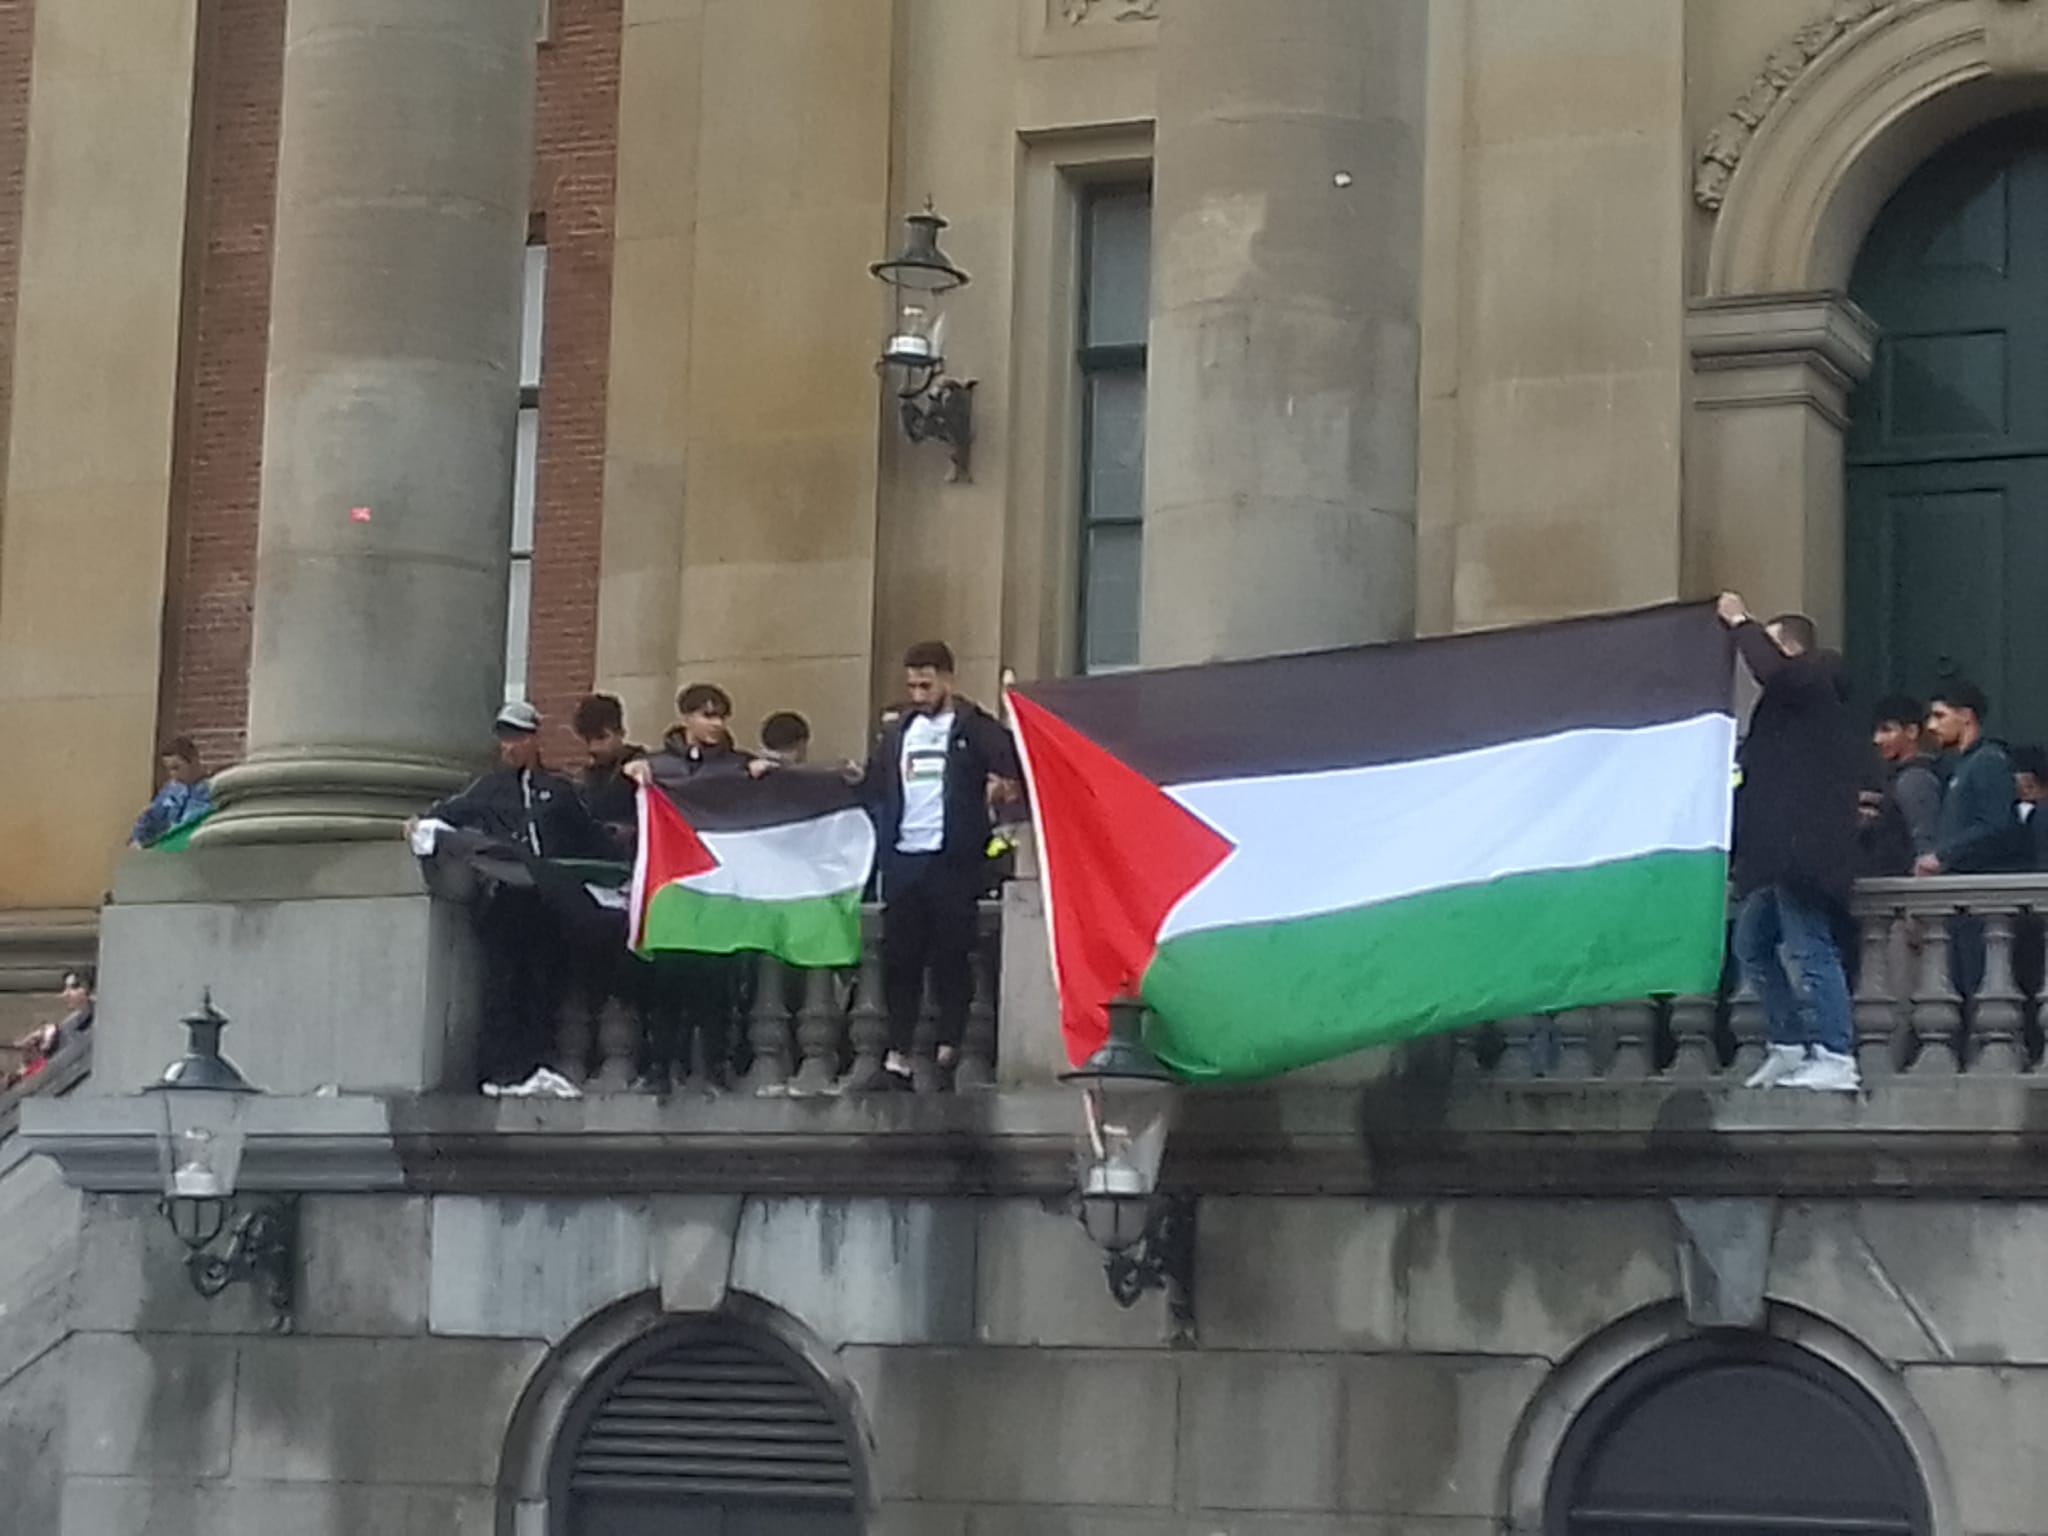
[897,710,954,854]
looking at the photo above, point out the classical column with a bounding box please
[199,0,537,845]
[1140,0,1428,665]
[1684,294,1878,640]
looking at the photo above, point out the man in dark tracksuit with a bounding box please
[411,701,606,1088]
[625,682,757,1090]
[1918,681,2027,998]
[860,641,1020,1090]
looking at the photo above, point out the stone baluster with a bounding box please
[1727,973,1767,1079]
[1908,915,1963,1075]
[1971,910,2026,1075]
[1600,1001,1655,1081]
[1489,1016,1542,1080]
[955,928,998,1091]
[1552,1008,1600,1081]
[593,997,640,1092]
[1851,905,1902,1083]
[1451,1024,1497,1081]
[789,967,845,1096]
[1665,993,1720,1080]
[744,954,793,1094]
[844,915,891,1093]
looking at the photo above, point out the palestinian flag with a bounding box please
[1009,603,1736,1081]
[631,771,876,968]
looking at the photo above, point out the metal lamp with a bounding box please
[144,995,295,1327]
[871,201,976,480]
[1060,998,1194,1340]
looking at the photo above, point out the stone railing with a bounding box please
[1446,876,2048,1086]
[552,903,1002,1096]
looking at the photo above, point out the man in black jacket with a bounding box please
[858,641,1019,1090]
[1720,594,1862,1092]
[573,691,647,853]
[1918,682,2026,1001]
[1858,694,1945,877]
[410,701,607,1090]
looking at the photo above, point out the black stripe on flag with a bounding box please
[1013,602,1734,785]
[659,766,871,832]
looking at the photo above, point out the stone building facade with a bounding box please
[6,0,2048,1532]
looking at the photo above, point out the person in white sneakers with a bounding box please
[1719,594,1863,1093]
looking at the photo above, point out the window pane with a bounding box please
[505,556,532,703]
[1086,372,1145,527]
[1084,189,1151,349]
[513,406,539,554]
[1083,522,1142,674]
[521,244,548,390]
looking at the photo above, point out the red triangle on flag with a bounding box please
[631,784,720,946]
[1009,692,1234,1066]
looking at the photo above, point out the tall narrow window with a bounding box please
[507,240,546,703]
[1077,186,1151,674]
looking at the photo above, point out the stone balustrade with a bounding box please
[557,903,1004,1096]
[1450,875,2048,1086]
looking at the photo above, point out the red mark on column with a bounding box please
[350,506,372,523]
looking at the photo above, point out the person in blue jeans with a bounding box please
[1719,593,1864,1092]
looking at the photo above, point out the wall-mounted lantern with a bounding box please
[144,996,295,1328]
[872,201,976,482]
[1060,997,1194,1342]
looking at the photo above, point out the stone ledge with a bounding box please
[19,1078,2048,1200]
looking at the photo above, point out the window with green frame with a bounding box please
[1077,185,1151,673]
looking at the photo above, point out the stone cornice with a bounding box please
[22,1079,2048,1202]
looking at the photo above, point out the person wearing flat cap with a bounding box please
[408,702,606,1090]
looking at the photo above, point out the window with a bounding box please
[508,240,546,704]
[1077,186,1151,673]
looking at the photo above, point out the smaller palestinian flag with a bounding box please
[1010,603,1737,1082]
[146,811,212,852]
[632,772,876,968]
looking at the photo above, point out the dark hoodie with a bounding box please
[1934,738,2026,873]
[1730,622,1862,910]
[641,728,754,795]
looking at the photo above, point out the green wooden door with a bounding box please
[1847,114,2048,745]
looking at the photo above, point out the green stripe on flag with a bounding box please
[638,884,864,969]
[1140,848,1727,1082]
[146,812,212,852]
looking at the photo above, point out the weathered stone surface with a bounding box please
[62,1334,237,1480]
[429,1196,652,1340]
[71,1194,274,1336]
[233,1336,544,1486]
[1673,1197,1774,1330]
[0,1151,80,1384]
[1774,1201,2048,1366]
[1402,1200,1678,1358]
[975,1200,1166,1348]
[1178,1354,1341,1511]
[1905,1364,2048,1535]
[652,1194,742,1313]
[1338,1354,1547,1517]
[298,1194,430,1335]
[730,1197,976,1347]
[1198,1198,1408,1352]
[843,1346,1177,1507]
[0,1339,70,1536]
[59,1477,497,1536]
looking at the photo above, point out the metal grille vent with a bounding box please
[568,1335,857,1505]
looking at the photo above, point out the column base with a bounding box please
[94,842,483,1096]
[195,752,468,847]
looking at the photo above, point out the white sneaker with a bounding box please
[1743,1043,1807,1088]
[483,1066,585,1100]
[1784,1048,1861,1093]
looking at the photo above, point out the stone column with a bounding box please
[199,0,537,845]
[1140,0,1428,665]
[1684,294,1878,641]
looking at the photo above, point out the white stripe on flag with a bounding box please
[678,808,876,904]
[1159,714,1734,942]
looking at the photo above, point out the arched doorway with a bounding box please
[549,1318,865,1536]
[1544,1332,1931,1536]
[1847,114,2048,743]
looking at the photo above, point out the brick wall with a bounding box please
[159,0,623,771]
[528,0,623,768]
[0,0,36,512]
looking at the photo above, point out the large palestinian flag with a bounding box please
[631,771,875,968]
[1009,603,1736,1081]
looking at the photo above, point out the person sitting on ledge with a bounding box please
[128,736,212,849]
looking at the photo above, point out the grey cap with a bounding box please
[494,701,542,735]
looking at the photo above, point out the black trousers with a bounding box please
[881,856,977,1056]
[647,952,740,1084]
[476,888,567,1087]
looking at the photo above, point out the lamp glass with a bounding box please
[153,1089,250,1202]
[881,286,945,370]
[1078,1190,1153,1252]
[1076,1076,1173,1201]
